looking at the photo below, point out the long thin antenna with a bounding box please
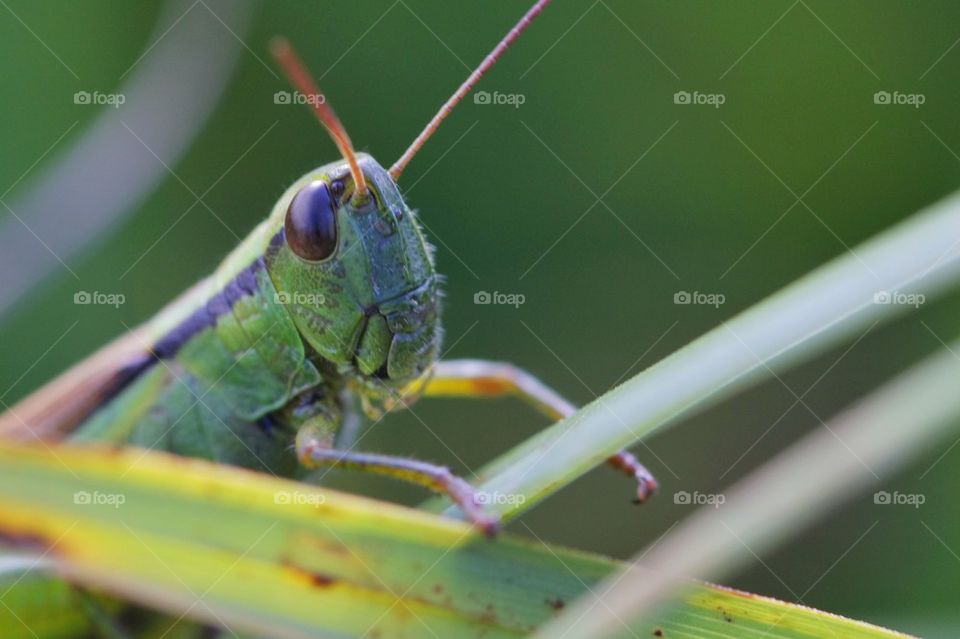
[388,0,551,181]
[271,37,368,197]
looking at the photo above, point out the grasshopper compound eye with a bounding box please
[285,180,339,262]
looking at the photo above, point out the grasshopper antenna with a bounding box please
[271,37,368,197]
[389,0,551,181]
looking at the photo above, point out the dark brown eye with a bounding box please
[285,180,339,261]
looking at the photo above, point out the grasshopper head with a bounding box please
[266,154,441,390]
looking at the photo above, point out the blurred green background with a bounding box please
[2,1,960,635]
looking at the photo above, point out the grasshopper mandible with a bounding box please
[0,0,655,535]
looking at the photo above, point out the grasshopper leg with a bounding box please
[409,359,658,503]
[296,426,499,536]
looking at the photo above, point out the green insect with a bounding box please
[0,0,655,537]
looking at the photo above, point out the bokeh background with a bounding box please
[2,1,960,635]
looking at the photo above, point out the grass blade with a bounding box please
[537,339,960,639]
[0,443,911,638]
[433,190,960,522]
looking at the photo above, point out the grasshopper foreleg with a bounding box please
[274,389,498,534]
[295,425,499,536]
[410,359,659,503]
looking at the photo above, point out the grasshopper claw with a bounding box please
[608,450,658,504]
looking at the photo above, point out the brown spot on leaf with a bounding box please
[653,629,664,637]
[283,562,337,589]
[471,378,510,395]
[309,573,336,587]
[546,597,565,611]
[716,606,733,623]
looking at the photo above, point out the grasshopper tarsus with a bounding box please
[608,451,659,504]
[478,516,501,539]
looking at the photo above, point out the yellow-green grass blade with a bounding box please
[430,189,960,523]
[0,443,909,638]
[537,340,960,639]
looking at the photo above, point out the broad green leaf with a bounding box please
[0,443,910,639]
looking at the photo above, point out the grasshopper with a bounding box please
[0,0,655,536]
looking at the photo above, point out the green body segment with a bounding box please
[71,154,442,474]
